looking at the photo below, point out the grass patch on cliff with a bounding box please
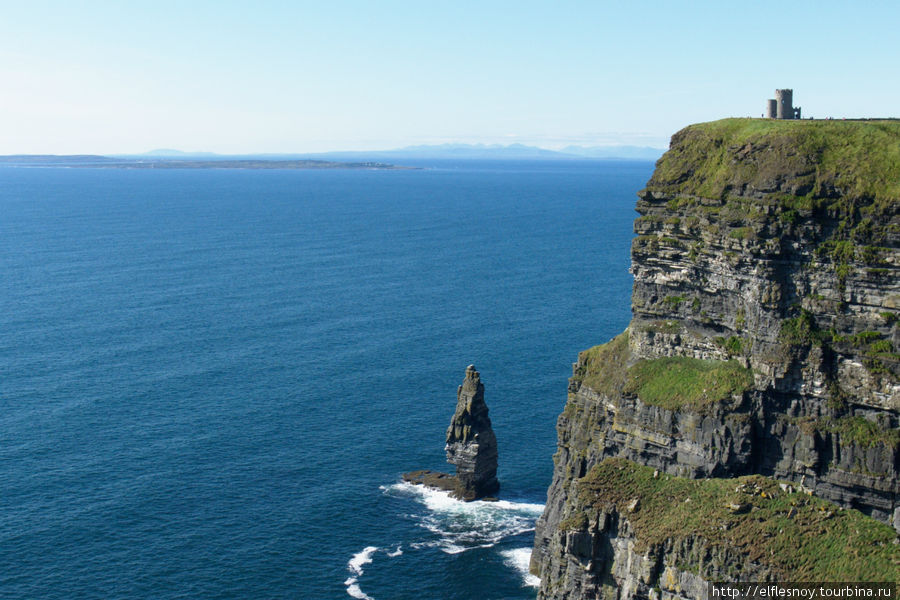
[779,310,824,348]
[642,320,682,334]
[624,357,753,411]
[821,415,900,449]
[572,331,631,398]
[648,118,900,206]
[575,458,898,581]
[830,328,900,381]
[662,295,687,308]
[714,335,745,356]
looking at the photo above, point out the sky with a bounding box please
[0,0,898,154]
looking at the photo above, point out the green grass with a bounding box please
[574,458,899,581]
[572,331,631,398]
[779,313,897,379]
[663,295,687,308]
[624,356,754,411]
[861,246,889,265]
[647,118,900,206]
[836,330,899,381]
[869,339,895,355]
[851,330,883,346]
[642,320,682,334]
[714,335,745,356]
[779,310,824,347]
[728,226,756,240]
[830,240,856,263]
[820,415,900,449]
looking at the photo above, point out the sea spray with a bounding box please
[382,481,544,554]
[500,548,541,587]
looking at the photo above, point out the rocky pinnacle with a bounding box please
[402,365,500,501]
[445,365,499,500]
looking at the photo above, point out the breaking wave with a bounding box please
[381,481,544,554]
[344,546,378,599]
[343,545,404,599]
[345,482,545,595]
[500,548,541,588]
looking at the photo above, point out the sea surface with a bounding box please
[0,159,653,599]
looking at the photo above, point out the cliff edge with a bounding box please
[532,118,900,598]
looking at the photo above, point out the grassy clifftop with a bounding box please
[646,118,900,208]
[575,458,899,581]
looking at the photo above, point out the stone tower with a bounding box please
[767,89,802,119]
[775,88,793,119]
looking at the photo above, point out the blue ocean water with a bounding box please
[0,160,652,599]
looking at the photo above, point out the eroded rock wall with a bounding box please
[532,119,900,599]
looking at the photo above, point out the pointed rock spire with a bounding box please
[445,365,499,500]
[403,364,500,501]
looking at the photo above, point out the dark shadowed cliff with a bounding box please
[531,119,900,598]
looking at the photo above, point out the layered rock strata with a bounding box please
[532,119,900,598]
[404,365,499,501]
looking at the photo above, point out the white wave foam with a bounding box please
[383,481,545,554]
[501,548,541,588]
[348,546,378,576]
[345,546,379,600]
[386,546,403,557]
[345,579,374,600]
[384,482,544,515]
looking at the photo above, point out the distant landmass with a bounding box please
[0,144,665,170]
[0,155,405,170]
[0,154,120,164]
[127,143,665,161]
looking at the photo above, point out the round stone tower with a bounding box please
[775,88,793,119]
[766,99,777,119]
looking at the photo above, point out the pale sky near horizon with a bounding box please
[0,0,897,154]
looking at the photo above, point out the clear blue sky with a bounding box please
[1,0,897,154]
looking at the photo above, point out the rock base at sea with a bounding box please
[401,469,498,502]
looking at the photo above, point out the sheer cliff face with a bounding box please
[532,119,900,598]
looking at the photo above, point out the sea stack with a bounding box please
[445,365,500,501]
[403,365,500,501]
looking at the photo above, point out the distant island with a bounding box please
[0,143,666,169]
[0,155,407,170]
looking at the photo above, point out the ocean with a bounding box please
[0,159,652,599]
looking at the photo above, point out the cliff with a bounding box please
[532,119,900,598]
